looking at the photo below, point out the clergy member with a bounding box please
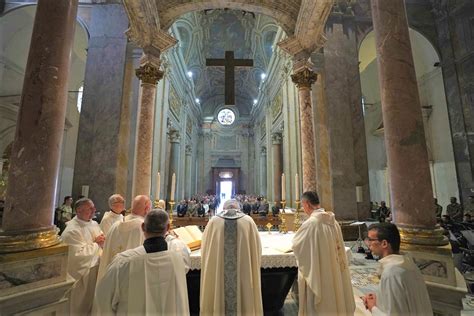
[61,198,105,315]
[292,191,355,315]
[99,194,125,235]
[363,223,432,315]
[96,195,151,280]
[94,209,189,315]
[200,199,263,315]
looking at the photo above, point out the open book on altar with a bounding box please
[173,225,203,251]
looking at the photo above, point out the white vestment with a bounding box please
[200,213,263,315]
[292,208,355,316]
[94,246,189,315]
[61,216,103,315]
[99,211,123,236]
[97,214,144,281]
[371,254,432,316]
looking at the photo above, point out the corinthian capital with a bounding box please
[136,54,163,85]
[291,68,318,89]
[272,133,283,145]
[168,129,180,143]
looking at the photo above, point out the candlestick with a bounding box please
[294,199,301,232]
[295,173,300,200]
[281,173,286,199]
[281,200,286,211]
[156,172,161,201]
[168,200,175,229]
[170,173,176,201]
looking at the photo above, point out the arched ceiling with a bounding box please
[171,10,278,117]
[157,0,300,35]
[359,28,440,78]
[0,5,89,98]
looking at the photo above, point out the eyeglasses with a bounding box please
[113,201,125,205]
[364,237,380,243]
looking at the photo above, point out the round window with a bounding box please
[217,108,235,125]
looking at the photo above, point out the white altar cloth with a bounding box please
[190,232,352,270]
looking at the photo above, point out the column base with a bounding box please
[0,227,61,253]
[399,226,454,286]
[0,243,69,297]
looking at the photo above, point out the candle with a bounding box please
[156,172,161,201]
[295,173,300,199]
[170,173,176,201]
[81,185,89,198]
[281,173,286,200]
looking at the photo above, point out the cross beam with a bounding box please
[206,51,253,105]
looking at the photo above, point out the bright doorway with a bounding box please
[220,181,233,204]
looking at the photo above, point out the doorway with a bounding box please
[220,180,233,204]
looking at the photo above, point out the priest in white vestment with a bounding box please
[94,209,189,315]
[61,198,105,315]
[200,199,263,315]
[363,223,432,316]
[292,191,355,316]
[99,194,125,235]
[96,195,151,281]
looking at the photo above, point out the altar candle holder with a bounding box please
[153,200,160,209]
[281,200,286,211]
[168,200,175,229]
[294,199,302,232]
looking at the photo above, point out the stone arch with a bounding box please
[159,1,296,35]
[359,27,459,209]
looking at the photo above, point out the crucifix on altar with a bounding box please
[206,51,253,105]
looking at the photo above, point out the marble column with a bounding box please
[260,146,267,197]
[371,0,443,244]
[167,130,180,200]
[132,54,163,197]
[272,133,283,204]
[1,0,78,249]
[291,68,318,193]
[185,145,192,199]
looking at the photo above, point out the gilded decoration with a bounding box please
[168,86,181,118]
[291,67,318,89]
[135,63,163,85]
[271,93,283,121]
[0,227,61,253]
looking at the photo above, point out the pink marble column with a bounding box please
[132,55,163,197]
[272,133,283,204]
[291,68,318,193]
[2,0,78,239]
[371,0,437,232]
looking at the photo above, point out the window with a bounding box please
[217,108,235,125]
[77,86,84,113]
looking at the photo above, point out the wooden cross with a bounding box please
[206,51,253,105]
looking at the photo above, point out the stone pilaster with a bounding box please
[167,130,181,200]
[132,54,163,197]
[272,133,283,204]
[320,22,370,220]
[73,4,128,212]
[185,144,192,199]
[260,146,267,197]
[291,67,318,193]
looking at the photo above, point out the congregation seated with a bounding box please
[177,200,188,217]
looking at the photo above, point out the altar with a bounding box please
[186,231,352,315]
